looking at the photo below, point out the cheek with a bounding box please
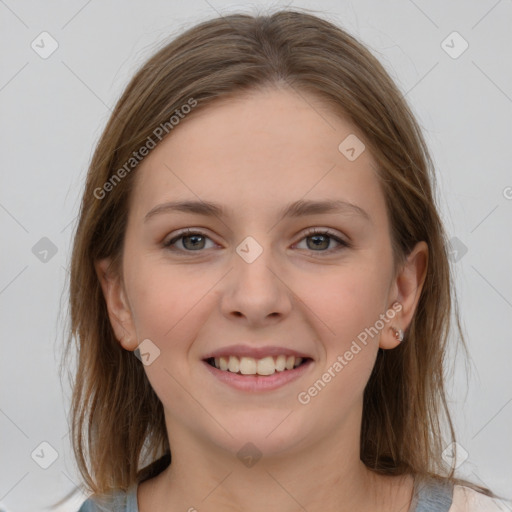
[296,269,383,411]
[124,256,215,348]
[294,254,391,394]
[304,261,390,340]
[123,259,213,407]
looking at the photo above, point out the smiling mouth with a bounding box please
[205,355,311,376]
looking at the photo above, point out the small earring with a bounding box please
[392,326,404,342]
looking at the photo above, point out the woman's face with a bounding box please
[98,86,426,458]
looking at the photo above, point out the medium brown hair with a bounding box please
[56,6,506,508]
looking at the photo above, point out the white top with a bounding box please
[449,485,510,511]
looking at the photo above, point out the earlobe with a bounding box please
[94,258,138,351]
[379,301,405,349]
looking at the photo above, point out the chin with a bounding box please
[207,413,309,461]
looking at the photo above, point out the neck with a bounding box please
[140,414,410,512]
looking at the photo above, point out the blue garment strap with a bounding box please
[126,484,139,511]
[413,477,453,512]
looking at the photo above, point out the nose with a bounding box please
[219,242,293,327]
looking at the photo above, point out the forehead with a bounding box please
[129,87,386,225]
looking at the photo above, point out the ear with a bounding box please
[95,258,138,351]
[380,241,428,349]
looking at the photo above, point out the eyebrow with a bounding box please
[144,198,371,223]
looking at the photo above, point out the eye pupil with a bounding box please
[308,234,329,250]
[183,234,205,250]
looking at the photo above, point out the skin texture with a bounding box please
[96,85,427,512]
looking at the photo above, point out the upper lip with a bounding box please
[203,344,313,360]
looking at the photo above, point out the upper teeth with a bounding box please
[213,355,304,375]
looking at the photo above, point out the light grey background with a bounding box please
[1,1,511,511]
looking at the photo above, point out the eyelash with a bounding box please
[163,227,350,256]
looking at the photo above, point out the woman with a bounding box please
[57,9,509,512]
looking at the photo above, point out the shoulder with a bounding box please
[77,485,138,512]
[449,485,511,512]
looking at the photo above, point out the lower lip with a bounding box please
[202,359,313,391]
